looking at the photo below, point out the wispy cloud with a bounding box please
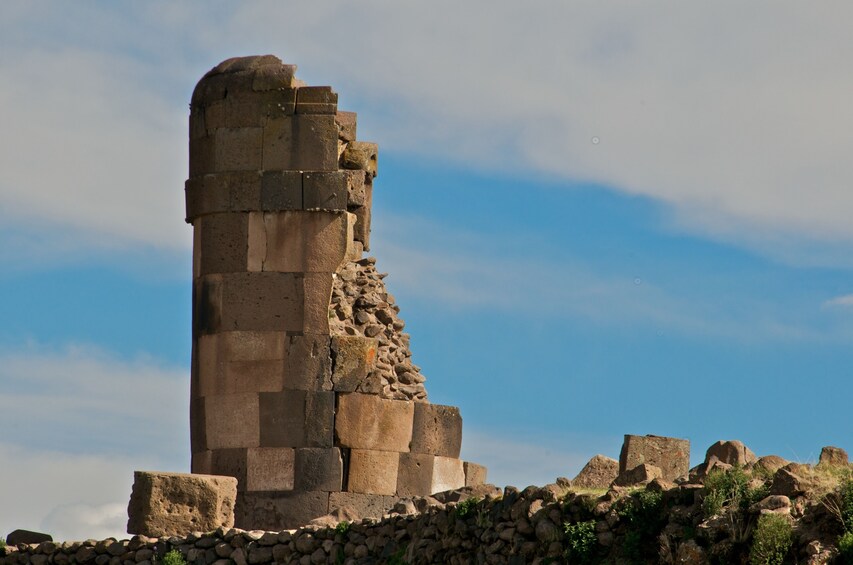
[823,294,853,309]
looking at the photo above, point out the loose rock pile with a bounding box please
[330,258,427,402]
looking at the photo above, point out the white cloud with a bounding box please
[2,2,853,263]
[0,345,190,541]
[823,294,853,309]
[461,429,611,489]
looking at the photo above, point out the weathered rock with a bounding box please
[750,495,791,515]
[573,454,619,489]
[676,539,709,564]
[704,440,758,467]
[770,467,806,498]
[127,471,237,537]
[818,446,848,467]
[752,455,789,475]
[619,434,689,481]
[614,463,662,486]
[6,530,52,545]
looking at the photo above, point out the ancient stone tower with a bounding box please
[186,55,486,529]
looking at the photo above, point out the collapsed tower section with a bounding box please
[186,56,486,529]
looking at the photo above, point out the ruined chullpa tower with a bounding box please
[186,55,486,529]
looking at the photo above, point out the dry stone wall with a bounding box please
[184,55,483,531]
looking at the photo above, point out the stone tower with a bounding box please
[186,55,486,529]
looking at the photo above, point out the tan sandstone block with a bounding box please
[335,393,414,452]
[197,332,286,396]
[348,450,400,496]
[341,141,378,177]
[246,447,295,491]
[328,492,395,520]
[225,91,264,128]
[246,211,350,273]
[214,127,263,172]
[236,491,329,531]
[330,336,378,392]
[195,273,304,334]
[410,403,462,458]
[294,448,343,492]
[127,471,237,537]
[464,461,488,487]
[204,393,260,449]
[283,334,333,391]
[295,86,338,114]
[303,272,335,335]
[262,114,338,171]
[344,170,367,207]
[195,213,249,276]
[619,434,690,482]
[396,454,465,497]
[253,65,297,92]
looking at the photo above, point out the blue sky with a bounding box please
[2,1,853,540]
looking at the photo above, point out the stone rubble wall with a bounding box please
[184,55,482,531]
[3,478,843,565]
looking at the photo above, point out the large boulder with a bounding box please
[573,455,619,489]
[619,434,690,482]
[5,530,52,545]
[127,471,237,537]
[818,446,848,467]
[704,440,757,467]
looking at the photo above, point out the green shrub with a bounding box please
[334,520,350,535]
[749,513,792,565]
[614,488,665,561]
[841,475,853,532]
[838,531,853,564]
[563,520,597,564]
[161,550,187,565]
[0,537,5,548]
[455,496,481,519]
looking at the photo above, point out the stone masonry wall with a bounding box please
[184,55,484,530]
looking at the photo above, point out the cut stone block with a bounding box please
[236,490,329,531]
[303,272,335,335]
[335,393,414,452]
[303,171,348,210]
[464,461,488,487]
[247,447,295,491]
[260,171,302,212]
[198,332,286,396]
[262,114,338,171]
[331,336,378,392]
[614,463,662,487]
[185,171,263,220]
[572,454,619,489]
[190,396,207,452]
[295,86,338,114]
[189,135,215,177]
[328,492,395,520]
[410,403,462,458]
[214,127,263,172]
[259,390,335,448]
[192,448,248,489]
[195,213,249,276]
[335,111,357,142]
[246,211,350,273]
[619,434,690,482]
[195,273,304,334]
[225,91,264,128]
[347,449,399,495]
[284,334,333,391]
[252,65,297,92]
[397,453,465,497]
[204,100,226,133]
[294,448,343,491]
[341,141,378,177]
[127,471,237,537]
[204,393,260,449]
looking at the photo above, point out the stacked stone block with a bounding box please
[186,56,484,530]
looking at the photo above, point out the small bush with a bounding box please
[161,550,187,565]
[563,520,597,564]
[841,475,853,532]
[455,496,481,519]
[334,520,350,535]
[838,531,853,564]
[0,537,5,548]
[749,514,792,565]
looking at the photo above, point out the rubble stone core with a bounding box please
[186,55,485,529]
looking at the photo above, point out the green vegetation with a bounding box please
[563,520,597,564]
[0,537,6,549]
[614,488,665,561]
[702,465,767,518]
[834,473,853,563]
[334,520,351,535]
[749,513,792,565]
[161,550,187,565]
[455,496,482,519]
[838,531,853,564]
